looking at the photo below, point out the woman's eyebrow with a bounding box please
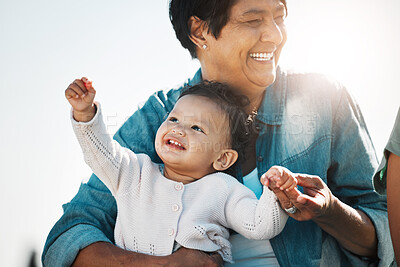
[240,4,285,17]
[241,9,266,17]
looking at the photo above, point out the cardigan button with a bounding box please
[175,183,183,191]
[168,228,175,236]
[172,204,180,212]
[257,156,263,162]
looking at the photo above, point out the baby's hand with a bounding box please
[260,166,298,191]
[65,77,96,122]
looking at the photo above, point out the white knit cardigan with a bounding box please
[71,103,288,263]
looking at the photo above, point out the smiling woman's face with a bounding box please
[200,0,287,100]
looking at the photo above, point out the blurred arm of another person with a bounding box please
[387,152,400,265]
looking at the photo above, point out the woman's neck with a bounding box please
[247,92,264,113]
[200,66,268,109]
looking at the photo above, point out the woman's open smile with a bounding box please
[200,0,287,101]
[249,52,274,62]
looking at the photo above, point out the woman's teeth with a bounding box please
[249,52,273,61]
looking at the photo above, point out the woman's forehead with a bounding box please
[230,0,286,15]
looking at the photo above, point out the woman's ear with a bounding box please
[213,149,239,171]
[188,16,208,49]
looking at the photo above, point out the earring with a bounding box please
[202,44,207,49]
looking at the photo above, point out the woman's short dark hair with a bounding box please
[179,81,254,176]
[169,0,287,58]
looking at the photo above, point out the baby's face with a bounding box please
[155,95,232,179]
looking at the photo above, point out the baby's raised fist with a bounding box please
[65,77,97,121]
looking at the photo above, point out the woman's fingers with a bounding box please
[273,189,293,209]
[295,174,334,217]
[296,174,322,188]
[269,182,300,210]
[264,167,332,220]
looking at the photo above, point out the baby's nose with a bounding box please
[172,127,185,136]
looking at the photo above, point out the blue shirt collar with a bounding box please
[187,67,286,126]
[257,66,286,126]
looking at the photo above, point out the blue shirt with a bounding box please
[242,168,263,199]
[43,67,393,266]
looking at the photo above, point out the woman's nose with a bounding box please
[260,20,283,45]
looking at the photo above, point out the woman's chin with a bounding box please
[249,75,276,90]
[244,67,276,88]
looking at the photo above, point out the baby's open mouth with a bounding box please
[166,139,185,150]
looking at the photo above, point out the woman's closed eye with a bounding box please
[246,18,262,25]
[191,125,205,133]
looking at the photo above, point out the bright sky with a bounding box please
[1,0,399,266]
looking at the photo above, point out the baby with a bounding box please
[65,77,297,263]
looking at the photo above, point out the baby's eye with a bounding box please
[169,117,179,123]
[191,125,204,133]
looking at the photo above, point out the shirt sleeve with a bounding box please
[42,174,117,267]
[329,87,394,266]
[42,90,179,266]
[224,181,288,240]
[72,102,142,195]
[373,106,400,195]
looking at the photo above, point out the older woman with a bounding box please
[43,0,393,266]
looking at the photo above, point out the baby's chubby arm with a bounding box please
[224,177,288,240]
[65,77,96,122]
[65,77,142,195]
[260,166,301,216]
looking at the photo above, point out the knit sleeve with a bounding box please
[71,102,142,195]
[224,183,288,240]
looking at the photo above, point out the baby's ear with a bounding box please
[213,149,238,171]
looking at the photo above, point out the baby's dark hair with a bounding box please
[179,81,253,176]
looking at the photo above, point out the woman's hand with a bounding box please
[266,172,377,258]
[65,77,96,122]
[169,247,224,267]
[266,173,335,221]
